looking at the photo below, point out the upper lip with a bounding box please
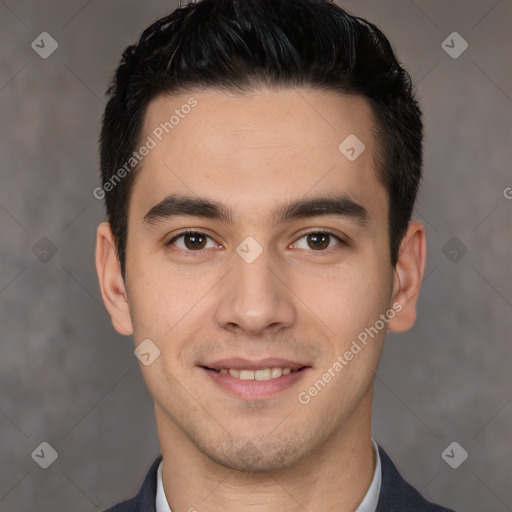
[201,358,310,371]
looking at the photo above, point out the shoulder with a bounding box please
[377,445,457,512]
[103,455,162,512]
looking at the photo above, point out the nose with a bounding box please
[214,244,296,336]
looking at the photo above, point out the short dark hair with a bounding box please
[99,0,423,280]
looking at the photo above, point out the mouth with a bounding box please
[199,358,312,400]
[201,365,309,381]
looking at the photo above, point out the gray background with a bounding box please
[1,1,511,510]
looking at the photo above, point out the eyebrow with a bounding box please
[143,193,369,228]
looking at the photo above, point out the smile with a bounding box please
[200,364,310,400]
[204,366,307,381]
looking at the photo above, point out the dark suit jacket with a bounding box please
[104,445,456,511]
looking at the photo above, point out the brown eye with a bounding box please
[167,231,216,253]
[293,231,344,251]
[182,233,207,250]
[306,232,331,250]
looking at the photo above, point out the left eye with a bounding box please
[292,231,344,251]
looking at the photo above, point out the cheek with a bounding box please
[298,266,390,409]
[126,257,221,353]
[301,259,390,334]
[125,260,178,337]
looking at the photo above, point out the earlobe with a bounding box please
[387,221,427,333]
[95,222,134,336]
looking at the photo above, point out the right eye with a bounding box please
[166,230,220,256]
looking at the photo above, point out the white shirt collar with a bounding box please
[156,439,381,512]
[354,439,381,512]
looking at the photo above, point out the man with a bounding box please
[95,0,456,510]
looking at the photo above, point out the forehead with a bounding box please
[131,88,386,225]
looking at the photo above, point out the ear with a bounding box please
[95,221,133,336]
[387,221,427,333]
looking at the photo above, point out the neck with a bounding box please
[155,390,376,512]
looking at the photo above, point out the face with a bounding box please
[97,88,420,472]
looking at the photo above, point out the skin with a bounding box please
[96,88,426,511]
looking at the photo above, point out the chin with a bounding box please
[197,433,316,473]
[209,447,301,473]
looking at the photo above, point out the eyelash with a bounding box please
[165,229,347,257]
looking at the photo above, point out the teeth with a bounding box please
[220,367,294,381]
[271,367,282,378]
[255,368,271,380]
[240,370,254,380]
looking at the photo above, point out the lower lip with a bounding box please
[201,367,310,400]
